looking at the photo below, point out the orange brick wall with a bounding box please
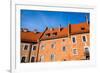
[38,33,90,62]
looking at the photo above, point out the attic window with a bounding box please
[81,27,85,30]
[45,33,50,37]
[50,28,54,31]
[52,32,57,36]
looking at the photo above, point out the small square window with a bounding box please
[73,49,78,55]
[45,33,50,37]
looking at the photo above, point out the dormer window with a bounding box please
[45,33,50,37]
[81,27,85,30]
[52,32,57,36]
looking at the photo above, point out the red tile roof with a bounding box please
[40,22,89,40]
[21,32,42,43]
[21,22,89,42]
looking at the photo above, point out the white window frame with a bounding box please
[71,36,77,44]
[72,48,78,55]
[84,46,90,52]
[40,44,45,50]
[62,46,66,52]
[40,55,44,62]
[82,35,87,43]
[32,45,37,51]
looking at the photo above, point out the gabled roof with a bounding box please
[21,31,42,43]
[40,22,89,40]
[71,22,89,35]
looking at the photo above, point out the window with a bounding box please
[31,56,35,62]
[32,46,36,50]
[82,36,86,42]
[45,33,50,37]
[41,45,45,50]
[62,39,65,42]
[72,37,76,43]
[24,45,28,50]
[50,53,55,61]
[51,43,55,48]
[52,32,57,36]
[84,47,90,60]
[81,27,85,30]
[21,57,26,63]
[40,55,44,62]
[62,46,66,52]
[64,59,67,61]
[72,49,78,55]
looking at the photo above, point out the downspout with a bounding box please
[28,43,32,62]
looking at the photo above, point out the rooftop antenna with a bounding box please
[85,15,89,24]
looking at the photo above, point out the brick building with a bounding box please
[21,22,90,63]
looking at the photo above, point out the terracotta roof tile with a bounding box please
[21,22,89,42]
[21,31,42,43]
[40,22,89,40]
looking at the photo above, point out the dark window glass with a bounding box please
[33,46,36,50]
[83,36,86,42]
[52,32,57,36]
[21,57,26,63]
[85,47,90,60]
[46,33,50,37]
[62,46,66,52]
[24,45,28,50]
[72,37,76,43]
[51,44,55,48]
[31,57,35,62]
[50,54,55,61]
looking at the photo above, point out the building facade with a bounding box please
[21,22,90,63]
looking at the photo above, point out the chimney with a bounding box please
[34,29,39,33]
[22,28,28,32]
[68,23,71,37]
[59,24,63,31]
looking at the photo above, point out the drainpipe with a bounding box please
[36,27,48,62]
[28,43,32,62]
